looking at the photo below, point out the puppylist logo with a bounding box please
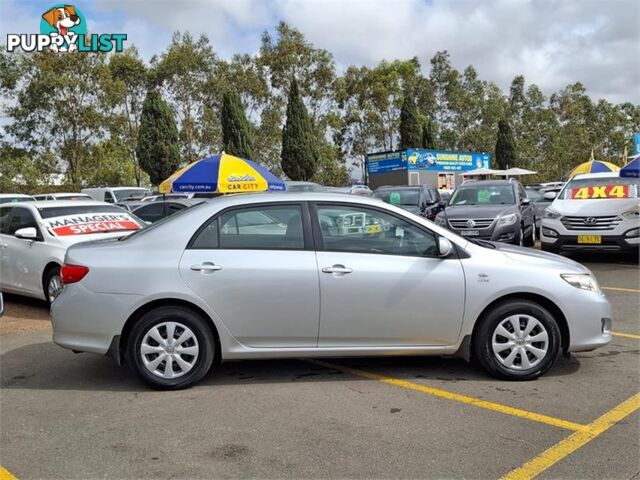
[6,4,127,53]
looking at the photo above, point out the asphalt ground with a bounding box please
[0,252,638,479]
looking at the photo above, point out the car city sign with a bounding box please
[6,4,126,53]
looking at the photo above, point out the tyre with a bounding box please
[472,299,561,380]
[127,306,215,390]
[513,226,524,246]
[524,224,535,247]
[44,265,62,304]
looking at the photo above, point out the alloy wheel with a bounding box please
[48,274,63,302]
[140,321,200,379]
[491,314,549,370]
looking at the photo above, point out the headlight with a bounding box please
[543,208,562,220]
[497,213,517,226]
[622,205,640,219]
[561,273,600,293]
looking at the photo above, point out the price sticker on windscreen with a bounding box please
[569,184,636,200]
[46,213,141,236]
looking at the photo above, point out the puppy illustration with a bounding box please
[42,5,81,51]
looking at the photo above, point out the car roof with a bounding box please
[197,192,403,210]
[0,193,32,198]
[132,198,202,209]
[10,200,122,209]
[571,172,622,180]
[457,180,515,187]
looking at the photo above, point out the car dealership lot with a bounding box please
[1,254,638,479]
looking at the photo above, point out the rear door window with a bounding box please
[0,207,12,234]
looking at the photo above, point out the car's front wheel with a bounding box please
[473,299,561,380]
[127,306,215,390]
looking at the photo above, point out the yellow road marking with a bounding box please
[308,359,588,432]
[612,331,640,340]
[0,466,17,480]
[602,286,640,293]
[502,392,640,480]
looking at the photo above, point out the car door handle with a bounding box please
[322,265,353,275]
[190,262,222,272]
[0,243,7,249]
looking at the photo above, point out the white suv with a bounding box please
[540,173,639,254]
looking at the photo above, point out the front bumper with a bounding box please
[564,289,613,352]
[446,220,519,243]
[540,218,639,253]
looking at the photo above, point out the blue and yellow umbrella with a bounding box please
[159,153,286,194]
[564,159,620,181]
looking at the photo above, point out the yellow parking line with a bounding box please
[308,359,588,432]
[502,392,640,480]
[612,331,640,340]
[0,466,17,480]
[602,286,640,293]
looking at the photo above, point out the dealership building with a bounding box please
[365,148,492,190]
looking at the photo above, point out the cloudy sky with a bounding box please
[2,0,639,103]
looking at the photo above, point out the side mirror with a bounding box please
[521,198,531,206]
[437,237,454,258]
[543,191,557,200]
[15,227,37,240]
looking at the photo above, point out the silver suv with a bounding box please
[51,193,611,389]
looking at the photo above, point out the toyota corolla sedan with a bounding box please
[0,201,144,303]
[51,193,612,389]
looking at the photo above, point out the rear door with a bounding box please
[179,202,320,348]
[313,203,465,347]
[0,206,14,289]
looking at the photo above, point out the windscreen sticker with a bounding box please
[389,192,401,205]
[477,189,491,203]
[45,213,141,236]
[568,184,637,200]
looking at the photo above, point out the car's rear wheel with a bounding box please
[127,306,214,390]
[44,266,62,304]
[473,299,561,380]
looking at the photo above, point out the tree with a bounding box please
[281,78,317,180]
[421,117,436,149]
[399,87,421,149]
[221,90,254,159]
[136,90,181,186]
[105,48,148,186]
[495,119,517,169]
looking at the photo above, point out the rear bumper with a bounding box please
[51,283,141,354]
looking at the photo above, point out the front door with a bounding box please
[180,203,320,348]
[314,203,466,347]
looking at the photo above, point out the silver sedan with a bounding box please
[51,193,612,389]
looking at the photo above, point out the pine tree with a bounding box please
[399,89,421,150]
[421,117,436,149]
[221,90,254,159]
[281,77,317,180]
[136,90,181,186]
[495,119,517,169]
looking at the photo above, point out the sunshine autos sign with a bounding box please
[6,4,126,53]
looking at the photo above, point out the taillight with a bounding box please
[60,264,89,284]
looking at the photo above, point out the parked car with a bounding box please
[51,192,611,389]
[373,185,444,220]
[540,172,639,254]
[532,187,562,235]
[81,187,151,203]
[0,193,35,204]
[285,181,324,192]
[435,180,535,246]
[0,201,145,303]
[33,193,93,201]
[131,199,204,223]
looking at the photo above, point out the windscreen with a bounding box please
[38,205,143,236]
[113,189,151,201]
[560,177,639,200]
[373,189,421,206]
[449,185,515,205]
